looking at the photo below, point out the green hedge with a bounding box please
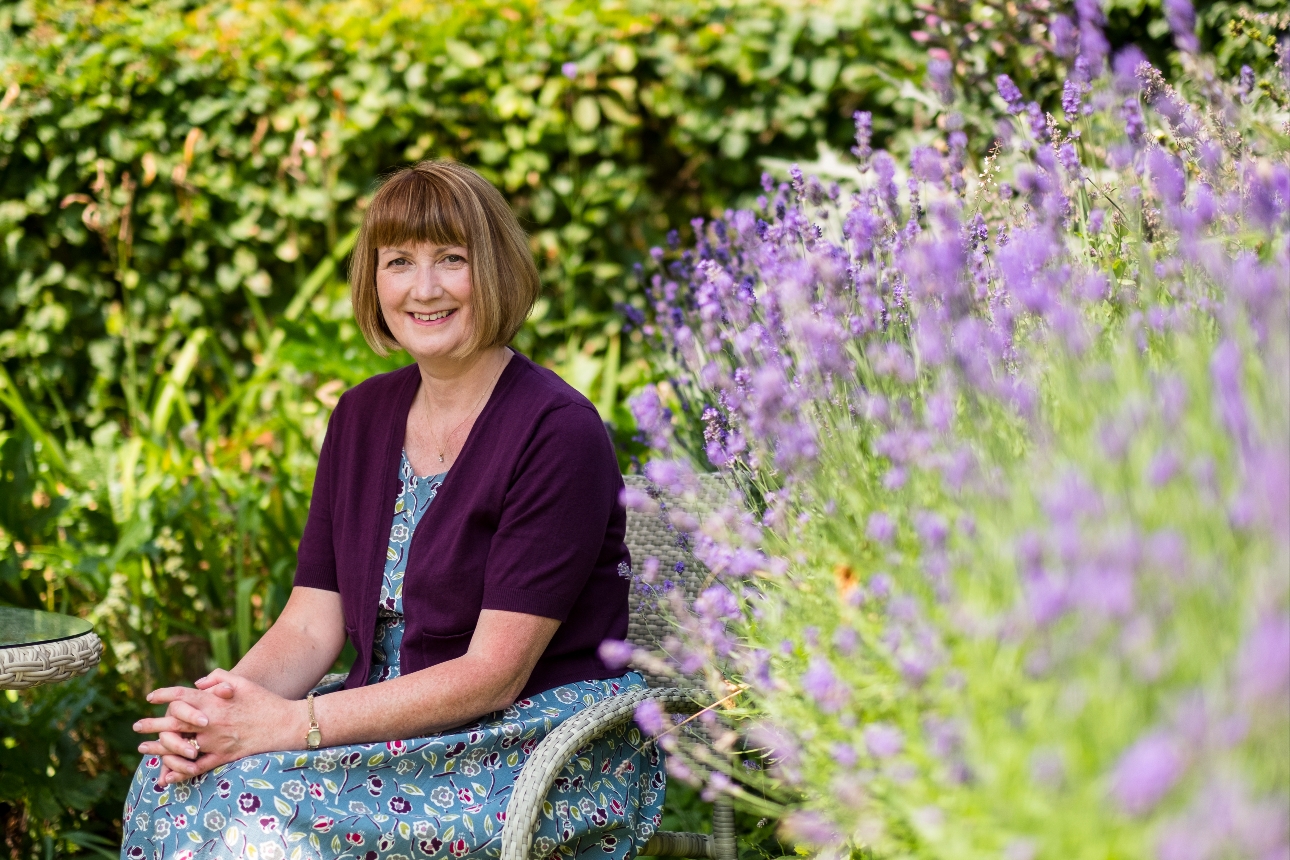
[0,0,924,444]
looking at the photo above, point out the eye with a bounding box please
[385,256,411,267]
[442,253,468,265]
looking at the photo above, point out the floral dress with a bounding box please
[122,451,664,860]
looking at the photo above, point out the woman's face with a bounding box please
[376,241,475,362]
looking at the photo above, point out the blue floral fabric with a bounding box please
[122,451,664,860]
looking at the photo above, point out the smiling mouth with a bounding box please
[411,309,455,322]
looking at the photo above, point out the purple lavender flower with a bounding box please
[1210,340,1252,458]
[864,723,904,759]
[1050,14,1079,58]
[1163,0,1199,53]
[1113,46,1148,93]
[1078,14,1109,73]
[1057,143,1082,179]
[1121,98,1146,145]
[561,61,579,80]
[1147,449,1180,486]
[1062,80,1084,117]
[598,639,634,670]
[1147,148,1186,204]
[910,146,945,184]
[695,585,739,619]
[867,512,896,544]
[1025,102,1048,142]
[1236,614,1290,706]
[996,74,1026,115]
[1238,65,1255,100]
[1074,0,1104,27]
[1111,731,1185,815]
[634,699,667,735]
[630,386,670,450]
[801,657,849,712]
[851,110,873,166]
[928,57,954,103]
[833,626,857,655]
[830,742,859,769]
[781,811,841,847]
[1088,208,1105,234]
[872,151,900,217]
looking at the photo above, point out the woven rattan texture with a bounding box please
[499,687,704,860]
[0,631,103,690]
[643,830,714,858]
[622,474,726,690]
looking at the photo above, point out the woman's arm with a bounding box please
[138,608,559,781]
[309,608,561,744]
[133,586,345,782]
[225,585,347,699]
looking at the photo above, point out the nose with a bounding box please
[409,259,442,302]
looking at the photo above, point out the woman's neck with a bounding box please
[414,347,511,414]
[403,346,512,475]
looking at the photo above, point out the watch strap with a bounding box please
[305,692,322,750]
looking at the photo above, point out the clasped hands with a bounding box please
[132,669,305,787]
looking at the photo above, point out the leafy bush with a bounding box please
[623,12,1289,860]
[0,0,930,445]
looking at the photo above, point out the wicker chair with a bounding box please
[317,474,734,859]
[499,474,733,860]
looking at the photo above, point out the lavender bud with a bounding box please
[1163,0,1199,53]
[1062,80,1083,117]
[1111,732,1185,816]
[864,723,904,759]
[996,74,1026,114]
[851,111,873,165]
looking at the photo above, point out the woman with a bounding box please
[124,161,664,860]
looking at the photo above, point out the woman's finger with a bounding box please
[138,740,170,757]
[160,754,201,781]
[163,699,210,728]
[157,730,200,760]
[132,716,203,736]
[146,685,196,705]
[161,752,224,784]
[195,668,232,687]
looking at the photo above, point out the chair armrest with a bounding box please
[309,672,348,696]
[500,687,702,860]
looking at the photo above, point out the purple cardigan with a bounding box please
[293,353,630,699]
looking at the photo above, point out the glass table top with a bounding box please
[0,606,94,648]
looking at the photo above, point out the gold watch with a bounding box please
[305,692,322,750]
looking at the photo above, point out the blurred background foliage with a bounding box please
[0,0,1279,855]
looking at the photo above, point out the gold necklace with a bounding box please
[422,353,507,464]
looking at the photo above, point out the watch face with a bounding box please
[307,729,322,749]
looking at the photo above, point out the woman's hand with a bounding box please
[135,670,307,785]
[132,681,223,786]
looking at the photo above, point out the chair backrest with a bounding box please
[621,473,727,689]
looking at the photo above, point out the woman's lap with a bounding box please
[121,674,664,860]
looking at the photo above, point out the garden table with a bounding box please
[0,605,103,690]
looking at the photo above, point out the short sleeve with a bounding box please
[293,393,345,592]
[481,403,619,621]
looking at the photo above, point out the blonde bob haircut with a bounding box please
[350,160,540,357]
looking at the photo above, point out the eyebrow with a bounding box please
[378,245,467,257]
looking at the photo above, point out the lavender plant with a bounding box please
[616,18,1290,860]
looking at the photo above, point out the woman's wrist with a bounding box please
[283,697,313,751]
